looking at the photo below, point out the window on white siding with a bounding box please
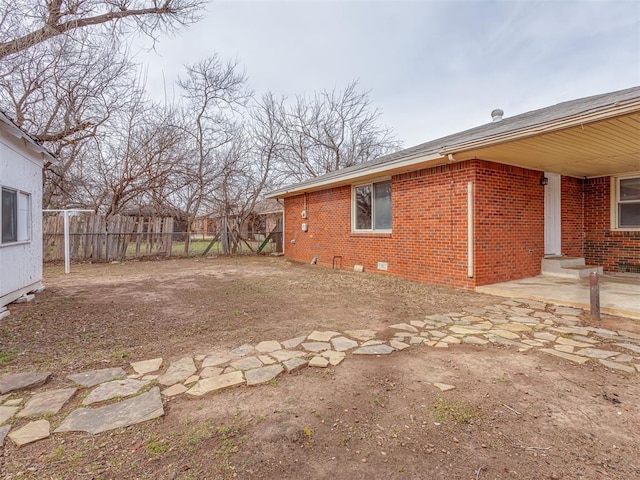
[1,188,31,244]
[353,180,391,232]
[617,176,640,229]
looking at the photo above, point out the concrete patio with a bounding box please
[477,274,640,320]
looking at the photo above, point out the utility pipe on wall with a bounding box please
[467,181,474,278]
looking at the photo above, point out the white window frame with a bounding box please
[1,186,32,245]
[611,174,640,231]
[351,178,392,233]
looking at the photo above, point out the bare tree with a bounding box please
[77,95,184,217]
[0,0,204,60]
[173,55,251,253]
[273,81,402,182]
[0,35,138,206]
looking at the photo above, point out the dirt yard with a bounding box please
[1,256,639,479]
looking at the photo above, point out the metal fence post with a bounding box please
[590,271,600,321]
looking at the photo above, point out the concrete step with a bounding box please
[541,256,603,278]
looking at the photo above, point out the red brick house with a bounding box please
[266,87,640,289]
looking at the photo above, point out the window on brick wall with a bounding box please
[1,187,31,244]
[616,176,640,229]
[353,180,391,232]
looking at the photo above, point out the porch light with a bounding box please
[540,176,549,186]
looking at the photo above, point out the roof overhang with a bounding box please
[0,112,58,165]
[444,107,640,178]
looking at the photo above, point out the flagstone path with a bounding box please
[1,298,639,447]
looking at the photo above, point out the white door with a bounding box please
[544,172,561,256]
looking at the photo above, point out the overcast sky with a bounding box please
[136,0,640,148]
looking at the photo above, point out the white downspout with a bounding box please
[467,182,474,278]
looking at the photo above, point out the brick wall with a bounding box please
[583,177,640,272]
[561,176,584,257]
[284,160,546,289]
[473,161,544,285]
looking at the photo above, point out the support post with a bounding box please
[63,210,70,274]
[590,271,600,321]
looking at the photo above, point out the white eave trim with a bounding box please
[439,100,640,155]
[0,114,58,164]
[266,151,444,198]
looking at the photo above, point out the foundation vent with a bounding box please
[618,263,640,274]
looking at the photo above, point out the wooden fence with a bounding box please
[43,214,174,262]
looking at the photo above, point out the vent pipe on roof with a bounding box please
[491,109,504,122]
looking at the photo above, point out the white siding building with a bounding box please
[0,112,56,314]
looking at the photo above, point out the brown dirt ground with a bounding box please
[1,256,639,480]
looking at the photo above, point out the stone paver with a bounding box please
[575,348,619,359]
[283,357,308,373]
[598,359,635,373]
[8,419,50,446]
[0,424,10,445]
[56,387,164,435]
[82,380,148,406]
[258,355,277,365]
[500,323,532,333]
[0,372,51,394]
[344,329,377,341]
[231,344,255,357]
[302,342,332,353]
[184,375,199,385]
[487,329,520,340]
[440,336,462,344]
[187,371,245,396]
[450,326,484,335]
[157,357,197,386]
[281,336,307,349]
[307,331,341,342]
[331,336,359,351]
[433,383,456,391]
[68,368,126,388]
[462,336,489,345]
[270,350,306,362]
[390,340,410,350]
[555,337,593,348]
[571,335,599,344]
[130,358,163,375]
[0,406,19,424]
[553,306,583,316]
[309,356,329,368]
[18,388,77,417]
[246,365,284,386]
[618,330,640,341]
[389,323,419,333]
[3,398,23,406]
[534,332,557,342]
[201,356,230,368]
[353,344,394,355]
[230,357,263,371]
[255,341,282,354]
[614,343,640,354]
[161,384,187,397]
[321,350,346,366]
[555,344,575,353]
[540,348,589,364]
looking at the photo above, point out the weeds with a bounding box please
[427,397,480,424]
